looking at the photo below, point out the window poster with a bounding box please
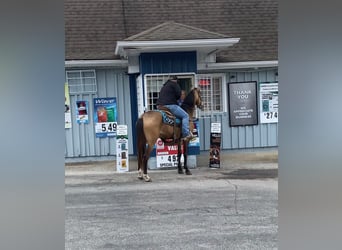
[65,83,72,128]
[228,81,258,126]
[76,100,89,124]
[93,97,117,138]
[259,82,278,123]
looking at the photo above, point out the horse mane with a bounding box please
[181,88,196,111]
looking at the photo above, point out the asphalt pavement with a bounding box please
[65,147,278,180]
[65,148,278,250]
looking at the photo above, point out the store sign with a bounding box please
[209,123,221,168]
[116,125,129,172]
[259,82,278,123]
[156,139,183,168]
[228,81,258,126]
[93,97,117,138]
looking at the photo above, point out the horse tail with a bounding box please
[136,117,146,171]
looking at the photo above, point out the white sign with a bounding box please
[259,82,278,123]
[116,125,129,172]
[117,124,128,135]
[211,123,221,133]
[95,122,117,135]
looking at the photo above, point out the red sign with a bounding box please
[156,138,183,168]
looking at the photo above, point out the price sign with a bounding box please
[263,111,278,120]
[259,82,278,123]
[93,97,117,138]
[95,122,117,137]
[156,139,183,168]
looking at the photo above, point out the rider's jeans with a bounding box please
[164,104,190,137]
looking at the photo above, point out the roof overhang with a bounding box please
[115,38,240,58]
[198,60,278,71]
[65,60,128,68]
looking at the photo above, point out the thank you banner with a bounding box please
[228,81,258,126]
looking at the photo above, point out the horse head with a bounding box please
[193,88,204,111]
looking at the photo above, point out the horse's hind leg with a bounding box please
[142,143,154,182]
[182,141,192,175]
[177,140,184,174]
[137,149,143,180]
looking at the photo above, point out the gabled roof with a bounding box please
[65,0,277,62]
[124,21,230,41]
[116,22,239,57]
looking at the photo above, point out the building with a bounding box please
[65,0,278,162]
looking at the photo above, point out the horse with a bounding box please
[136,88,204,182]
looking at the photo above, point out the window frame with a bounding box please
[143,73,196,112]
[65,69,97,94]
[196,73,227,117]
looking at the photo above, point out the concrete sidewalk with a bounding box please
[65,147,278,177]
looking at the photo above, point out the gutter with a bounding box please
[65,60,128,68]
[198,60,278,70]
[115,38,240,57]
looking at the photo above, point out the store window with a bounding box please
[197,74,225,117]
[144,74,195,111]
[66,70,97,94]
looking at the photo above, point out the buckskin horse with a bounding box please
[136,88,203,182]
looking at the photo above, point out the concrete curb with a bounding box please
[65,148,278,177]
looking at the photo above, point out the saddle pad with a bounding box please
[157,110,181,125]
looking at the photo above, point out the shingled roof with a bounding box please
[124,21,231,41]
[65,0,277,62]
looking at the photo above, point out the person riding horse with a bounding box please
[136,85,203,182]
[156,76,195,141]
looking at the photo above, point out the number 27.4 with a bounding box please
[266,112,278,119]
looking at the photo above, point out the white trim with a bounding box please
[115,38,240,57]
[65,60,128,68]
[198,60,278,70]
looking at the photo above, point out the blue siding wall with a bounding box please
[140,51,197,75]
[198,69,278,150]
[65,69,132,159]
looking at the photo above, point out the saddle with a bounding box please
[157,105,182,143]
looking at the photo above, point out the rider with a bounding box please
[156,76,194,140]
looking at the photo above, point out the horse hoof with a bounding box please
[138,172,143,180]
[143,175,152,182]
[185,170,192,175]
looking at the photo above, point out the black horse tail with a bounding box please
[136,117,146,169]
[136,117,145,141]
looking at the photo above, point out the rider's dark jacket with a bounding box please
[156,80,181,106]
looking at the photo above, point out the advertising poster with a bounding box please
[156,139,184,168]
[76,100,89,124]
[155,119,200,169]
[116,125,129,172]
[209,123,221,168]
[189,118,200,147]
[259,82,278,123]
[228,81,258,126]
[93,97,117,138]
[65,83,72,128]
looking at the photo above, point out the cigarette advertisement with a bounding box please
[76,100,89,124]
[93,97,117,138]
